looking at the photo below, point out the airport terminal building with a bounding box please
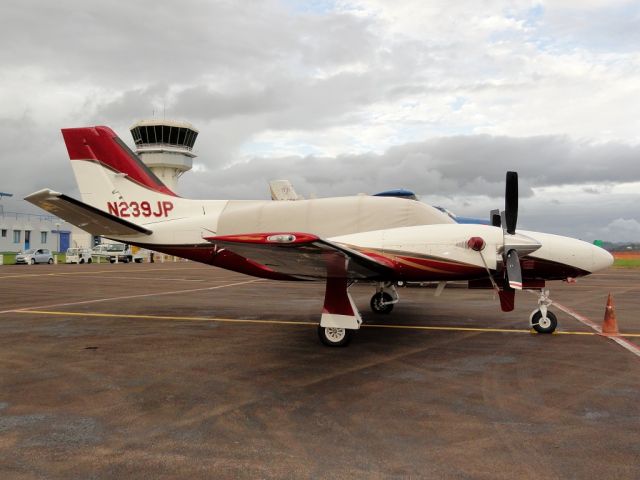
[0,210,76,253]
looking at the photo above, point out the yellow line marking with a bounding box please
[0,278,263,314]
[0,267,245,280]
[12,310,640,337]
[365,323,532,333]
[15,310,316,327]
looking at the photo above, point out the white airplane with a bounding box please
[26,126,613,346]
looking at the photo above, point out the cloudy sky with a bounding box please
[1,0,639,241]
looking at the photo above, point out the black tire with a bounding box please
[109,258,115,264]
[87,258,92,264]
[79,259,84,264]
[318,326,353,347]
[531,310,558,334]
[124,256,131,264]
[30,258,35,265]
[48,258,53,264]
[135,258,143,263]
[370,292,394,314]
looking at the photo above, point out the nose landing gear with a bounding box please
[530,288,558,334]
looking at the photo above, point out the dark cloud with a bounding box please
[1,0,639,243]
[179,134,640,200]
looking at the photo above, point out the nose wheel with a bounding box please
[530,288,557,333]
[530,309,558,333]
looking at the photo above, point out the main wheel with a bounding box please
[87,258,92,264]
[370,292,394,314]
[30,258,35,265]
[48,258,53,264]
[531,310,558,334]
[79,259,84,264]
[318,326,353,347]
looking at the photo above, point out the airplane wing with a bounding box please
[205,232,395,280]
[24,189,153,236]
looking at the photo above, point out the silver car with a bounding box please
[15,248,54,265]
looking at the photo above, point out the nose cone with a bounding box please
[592,245,614,273]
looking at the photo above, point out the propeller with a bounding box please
[502,171,522,291]
[478,172,541,311]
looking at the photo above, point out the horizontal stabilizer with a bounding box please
[24,189,152,236]
[206,232,394,280]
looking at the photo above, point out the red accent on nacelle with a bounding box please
[498,289,515,312]
[206,232,320,244]
[61,126,176,197]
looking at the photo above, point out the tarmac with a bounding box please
[0,262,639,479]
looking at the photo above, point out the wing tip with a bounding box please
[24,188,62,202]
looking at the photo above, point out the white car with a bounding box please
[15,248,54,265]
[65,247,93,264]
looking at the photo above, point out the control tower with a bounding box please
[129,119,198,192]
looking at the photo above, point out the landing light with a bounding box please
[267,234,296,243]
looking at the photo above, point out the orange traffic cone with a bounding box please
[602,293,619,335]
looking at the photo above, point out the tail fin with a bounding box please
[61,126,187,222]
[62,126,176,197]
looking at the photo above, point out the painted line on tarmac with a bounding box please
[0,279,263,314]
[365,323,640,337]
[43,275,208,283]
[554,300,640,358]
[15,310,317,327]
[11,309,640,337]
[0,266,244,280]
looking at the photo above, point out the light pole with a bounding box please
[55,222,61,254]
[0,191,13,216]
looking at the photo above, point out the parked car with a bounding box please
[65,247,93,264]
[15,248,54,265]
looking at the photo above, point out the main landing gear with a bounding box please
[318,281,400,346]
[529,288,557,334]
[370,283,399,314]
[318,326,353,347]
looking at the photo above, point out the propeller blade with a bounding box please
[490,209,501,227]
[505,249,523,290]
[505,171,518,234]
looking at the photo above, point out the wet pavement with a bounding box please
[1,263,639,479]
